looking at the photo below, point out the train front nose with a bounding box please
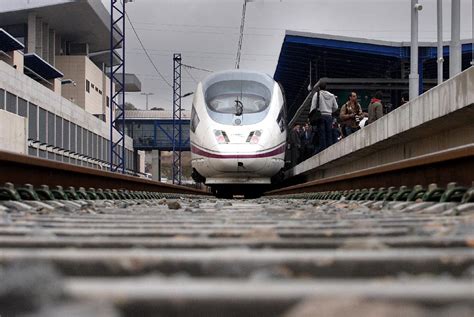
[208,143,267,173]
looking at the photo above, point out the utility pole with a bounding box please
[409,0,422,100]
[172,53,182,185]
[109,0,126,173]
[141,92,154,110]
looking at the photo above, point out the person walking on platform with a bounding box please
[367,91,384,124]
[288,124,302,167]
[340,91,362,136]
[309,81,339,154]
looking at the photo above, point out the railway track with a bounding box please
[0,149,473,316]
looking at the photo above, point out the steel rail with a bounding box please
[267,144,474,195]
[0,150,207,195]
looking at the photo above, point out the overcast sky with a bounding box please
[107,0,473,110]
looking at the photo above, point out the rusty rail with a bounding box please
[267,144,474,195]
[0,150,207,195]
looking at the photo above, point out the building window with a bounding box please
[88,130,93,157]
[6,92,16,114]
[106,96,110,107]
[77,126,82,154]
[47,112,55,145]
[18,98,27,117]
[70,123,76,153]
[86,80,90,93]
[99,90,102,95]
[55,116,63,148]
[64,120,70,151]
[0,89,5,110]
[82,128,87,156]
[91,83,95,89]
[28,103,37,140]
[38,108,47,144]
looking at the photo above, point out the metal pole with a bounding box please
[450,0,461,77]
[437,0,444,85]
[409,0,420,100]
[472,0,474,66]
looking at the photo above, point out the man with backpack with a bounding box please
[309,80,339,154]
[339,91,363,136]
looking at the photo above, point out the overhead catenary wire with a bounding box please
[183,67,198,84]
[182,64,213,73]
[235,0,249,69]
[124,10,173,88]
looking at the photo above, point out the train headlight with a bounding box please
[214,130,230,144]
[246,130,262,144]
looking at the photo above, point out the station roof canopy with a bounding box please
[24,53,64,79]
[0,0,120,53]
[274,30,473,122]
[0,28,25,52]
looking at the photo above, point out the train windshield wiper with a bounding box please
[234,99,243,116]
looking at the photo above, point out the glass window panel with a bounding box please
[18,98,27,117]
[38,108,47,143]
[88,131,93,157]
[70,123,76,153]
[98,137,103,161]
[0,89,4,109]
[132,122,155,147]
[93,133,97,159]
[82,128,87,155]
[76,126,82,154]
[48,152,54,160]
[64,120,70,151]
[6,92,16,114]
[47,112,55,145]
[28,146,37,156]
[28,103,37,140]
[55,116,63,148]
[39,149,46,158]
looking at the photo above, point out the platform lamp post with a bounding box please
[450,0,462,78]
[409,0,423,100]
[436,0,444,85]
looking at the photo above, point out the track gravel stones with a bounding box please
[0,197,473,316]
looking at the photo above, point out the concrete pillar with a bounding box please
[48,29,55,65]
[151,149,161,182]
[42,23,49,60]
[409,0,421,100]
[450,0,461,77]
[27,13,37,54]
[35,17,43,56]
[437,0,444,85]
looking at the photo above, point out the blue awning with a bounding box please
[0,28,24,52]
[24,53,63,79]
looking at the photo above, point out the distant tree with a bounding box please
[124,102,137,110]
[150,107,165,111]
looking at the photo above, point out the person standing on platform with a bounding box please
[300,122,314,161]
[340,91,363,136]
[309,81,339,153]
[288,124,302,167]
[367,91,384,124]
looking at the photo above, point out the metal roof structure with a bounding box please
[24,53,64,79]
[0,28,24,52]
[274,30,474,124]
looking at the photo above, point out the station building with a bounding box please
[275,31,473,126]
[0,0,143,173]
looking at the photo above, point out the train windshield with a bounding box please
[205,80,272,114]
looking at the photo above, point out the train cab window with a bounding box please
[205,80,271,114]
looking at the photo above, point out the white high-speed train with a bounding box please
[190,70,287,198]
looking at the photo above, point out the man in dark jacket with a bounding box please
[300,123,314,161]
[289,124,302,167]
[368,91,384,124]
